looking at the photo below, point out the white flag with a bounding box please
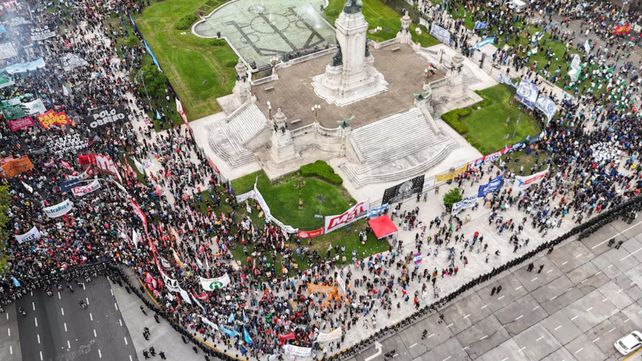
[132,229,140,246]
[199,274,231,291]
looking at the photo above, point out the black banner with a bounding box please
[85,107,128,130]
[381,174,425,205]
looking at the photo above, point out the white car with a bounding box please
[614,331,642,355]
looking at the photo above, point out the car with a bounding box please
[614,331,642,355]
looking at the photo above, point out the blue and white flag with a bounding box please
[474,21,488,30]
[221,326,240,338]
[477,176,503,197]
[11,276,21,288]
[243,327,253,345]
[474,36,495,50]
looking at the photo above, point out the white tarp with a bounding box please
[316,327,343,343]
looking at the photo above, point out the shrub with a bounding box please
[443,187,463,210]
[300,161,343,185]
[175,14,198,31]
[209,38,227,47]
[441,109,470,134]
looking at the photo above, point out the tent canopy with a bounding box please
[368,215,398,239]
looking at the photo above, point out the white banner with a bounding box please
[283,344,312,357]
[200,274,231,291]
[71,179,101,197]
[316,327,342,343]
[15,226,41,244]
[324,201,369,234]
[430,22,451,45]
[201,316,219,332]
[161,271,180,293]
[236,185,297,233]
[43,199,73,218]
[513,168,549,192]
[179,286,192,304]
[451,196,477,215]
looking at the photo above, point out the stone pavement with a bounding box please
[350,216,642,361]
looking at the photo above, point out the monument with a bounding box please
[312,0,388,106]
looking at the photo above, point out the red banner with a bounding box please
[612,24,632,36]
[7,116,35,131]
[37,110,72,129]
[297,227,325,239]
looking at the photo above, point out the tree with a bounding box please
[0,185,10,274]
[443,187,463,211]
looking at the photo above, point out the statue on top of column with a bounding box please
[343,0,363,14]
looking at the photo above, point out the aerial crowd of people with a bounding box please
[1,0,641,360]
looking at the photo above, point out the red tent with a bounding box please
[368,215,398,239]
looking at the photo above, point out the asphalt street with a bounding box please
[351,217,642,361]
[0,275,139,361]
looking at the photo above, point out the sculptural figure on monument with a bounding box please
[332,41,343,66]
[343,0,362,14]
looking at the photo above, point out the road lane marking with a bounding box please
[624,318,631,323]
[515,286,522,291]
[89,313,93,321]
[561,261,568,266]
[532,306,540,311]
[519,346,526,352]
[602,298,609,302]
[501,357,508,361]
[61,307,64,316]
[86,298,90,305]
[575,348,584,354]
[67,340,71,349]
[37,334,40,344]
[114,302,118,310]
[593,337,600,343]
[442,356,451,361]
[428,333,434,339]
[480,335,488,340]
[34,317,38,328]
[7,327,10,336]
[619,246,642,261]
[447,323,453,328]
[575,253,583,258]
[571,315,578,321]
[618,289,624,294]
[608,264,614,268]
[547,269,553,273]
[119,319,123,327]
[554,325,562,330]
[129,356,133,361]
[595,271,602,276]
[531,277,538,282]
[463,346,470,350]
[498,295,505,300]
[586,307,593,312]
[536,336,544,342]
[409,343,417,348]
[57,292,61,300]
[463,314,471,319]
[515,314,524,321]
[98,349,102,358]
[40,351,43,360]
[550,295,557,301]
[93,329,97,338]
[124,337,128,345]
[82,283,86,290]
[481,304,488,310]
[612,309,618,316]
[64,322,67,332]
[32,302,35,311]
[9,345,12,354]
[608,327,616,333]
[592,220,642,250]
[110,289,114,296]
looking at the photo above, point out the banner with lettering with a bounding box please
[1,156,33,177]
[85,107,128,130]
[95,154,122,182]
[37,110,72,129]
[297,227,325,239]
[451,196,478,215]
[7,116,35,131]
[43,199,73,218]
[435,164,468,183]
[199,274,231,291]
[71,179,101,197]
[283,344,312,357]
[324,201,369,234]
[15,226,41,244]
[316,327,343,343]
[47,133,88,154]
[513,168,549,192]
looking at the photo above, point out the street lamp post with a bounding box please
[311,104,321,124]
[267,101,273,121]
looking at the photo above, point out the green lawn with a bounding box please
[325,0,439,45]
[441,84,541,154]
[135,0,238,120]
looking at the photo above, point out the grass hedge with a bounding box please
[175,13,198,30]
[300,161,343,185]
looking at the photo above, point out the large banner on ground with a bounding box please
[236,184,297,233]
[516,78,539,109]
[1,156,33,177]
[535,95,557,121]
[6,116,35,131]
[199,274,231,291]
[43,199,73,218]
[512,168,548,192]
[71,179,101,197]
[15,226,41,244]
[84,107,128,130]
[381,174,425,205]
[61,53,88,72]
[316,327,342,343]
[37,110,72,129]
[3,58,45,74]
[477,176,504,197]
[435,164,468,183]
[430,22,451,45]
[451,196,478,215]
[324,201,369,234]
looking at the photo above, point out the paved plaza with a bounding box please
[350,218,642,361]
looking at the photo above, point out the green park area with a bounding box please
[442,84,541,155]
[0,186,10,274]
[135,0,238,120]
[324,0,439,46]
[195,161,389,275]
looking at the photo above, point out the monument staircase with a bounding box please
[339,108,457,187]
[207,103,268,167]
